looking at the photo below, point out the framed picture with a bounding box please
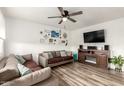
[51,30,60,38]
[63,32,67,39]
[61,40,65,43]
[49,38,53,43]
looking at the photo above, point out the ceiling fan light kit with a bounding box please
[48,7,83,24]
[62,17,67,22]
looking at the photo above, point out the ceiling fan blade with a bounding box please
[69,11,83,16]
[68,17,77,22]
[48,16,62,18]
[58,7,64,15]
[58,20,63,24]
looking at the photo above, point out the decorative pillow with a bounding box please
[17,63,32,76]
[48,52,53,58]
[15,55,26,64]
[66,51,72,56]
[0,56,20,83]
[56,51,61,57]
[42,53,49,59]
[23,60,42,72]
[51,51,57,57]
[22,54,32,61]
[60,51,67,57]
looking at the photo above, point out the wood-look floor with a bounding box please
[52,62,124,86]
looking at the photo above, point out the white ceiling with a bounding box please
[2,7,124,30]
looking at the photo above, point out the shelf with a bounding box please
[85,60,96,64]
[78,49,110,69]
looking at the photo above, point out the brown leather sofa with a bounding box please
[0,54,59,86]
[38,51,74,67]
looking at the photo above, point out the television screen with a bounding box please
[83,30,105,43]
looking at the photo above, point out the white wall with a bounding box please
[0,39,4,61]
[5,17,70,62]
[69,17,124,71]
[0,9,6,39]
[70,17,124,56]
[0,9,5,60]
[6,16,124,70]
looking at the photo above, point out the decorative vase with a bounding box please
[115,64,122,72]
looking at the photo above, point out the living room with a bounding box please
[0,1,124,92]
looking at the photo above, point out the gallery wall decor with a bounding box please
[40,29,68,46]
[51,31,60,38]
[63,32,67,39]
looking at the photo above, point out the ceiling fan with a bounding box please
[48,7,83,24]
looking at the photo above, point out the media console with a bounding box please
[78,49,110,69]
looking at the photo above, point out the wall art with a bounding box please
[49,38,53,43]
[40,29,68,46]
[63,32,67,39]
[51,30,60,38]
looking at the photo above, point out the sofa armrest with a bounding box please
[1,67,51,86]
[0,57,8,70]
[39,55,48,67]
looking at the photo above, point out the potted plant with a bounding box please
[107,58,111,70]
[111,55,124,72]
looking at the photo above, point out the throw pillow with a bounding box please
[56,51,61,57]
[48,52,53,58]
[66,51,72,56]
[22,54,32,61]
[15,55,26,64]
[60,51,67,57]
[51,51,56,57]
[17,63,32,76]
[42,53,49,59]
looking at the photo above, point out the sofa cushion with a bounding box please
[55,51,61,57]
[15,55,26,64]
[30,67,42,72]
[42,53,49,59]
[60,51,67,57]
[48,58,63,64]
[17,63,32,76]
[66,51,72,56]
[62,56,73,61]
[24,60,39,68]
[48,52,53,58]
[23,60,42,72]
[42,52,53,59]
[22,54,32,61]
[0,56,20,83]
[51,51,57,57]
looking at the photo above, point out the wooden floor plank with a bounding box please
[52,62,124,86]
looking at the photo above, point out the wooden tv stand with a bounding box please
[78,49,110,69]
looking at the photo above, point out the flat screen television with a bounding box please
[83,30,105,43]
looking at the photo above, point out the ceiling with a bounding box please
[2,7,124,30]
